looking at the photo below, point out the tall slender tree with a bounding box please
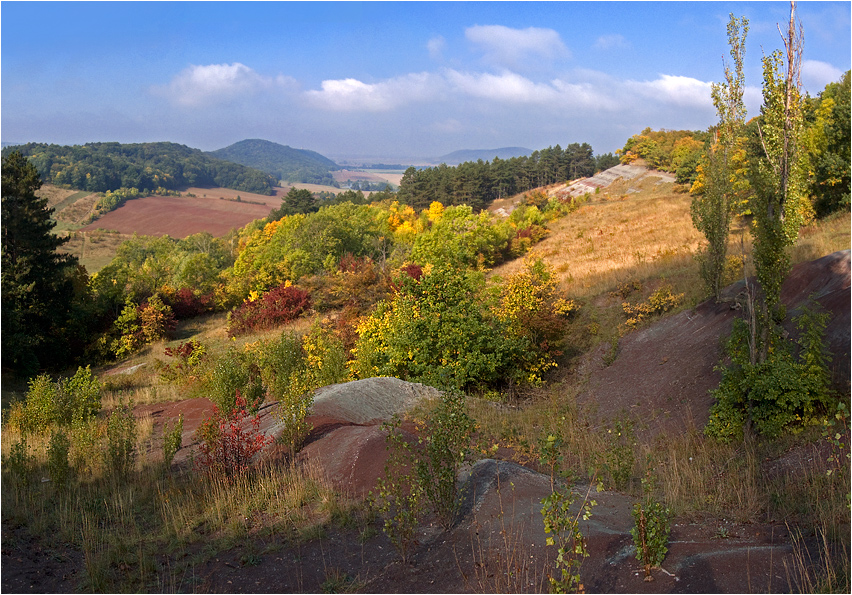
[2,151,78,375]
[691,13,749,302]
[748,0,808,359]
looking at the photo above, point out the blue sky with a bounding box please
[2,1,849,162]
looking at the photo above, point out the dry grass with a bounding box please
[492,179,703,300]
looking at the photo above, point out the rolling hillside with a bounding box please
[207,139,339,185]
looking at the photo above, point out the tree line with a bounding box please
[396,143,618,212]
[1,141,277,195]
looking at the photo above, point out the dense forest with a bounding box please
[396,143,619,211]
[207,138,339,186]
[1,141,277,195]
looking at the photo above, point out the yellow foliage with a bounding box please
[426,201,445,222]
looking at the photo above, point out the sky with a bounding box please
[2,1,850,162]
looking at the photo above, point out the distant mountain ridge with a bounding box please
[434,147,533,165]
[207,139,339,186]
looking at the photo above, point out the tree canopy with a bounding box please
[1,141,277,195]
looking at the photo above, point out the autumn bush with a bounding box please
[163,287,214,319]
[353,266,522,390]
[111,295,177,357]
[227,283,311,337]
[194,391,271,478]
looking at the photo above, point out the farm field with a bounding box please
[81,194,274,238]
[332,169,405,186]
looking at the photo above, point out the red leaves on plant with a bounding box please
[227,284,311,337]
[194,391,271,478]
[166,288,214,319]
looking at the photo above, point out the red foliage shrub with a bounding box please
[194,391,271,478]
[401,263,423,281]
[167,288,214,319]
[227,284,311,337]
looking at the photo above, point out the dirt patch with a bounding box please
[576,250,851,438]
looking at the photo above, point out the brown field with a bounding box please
[81,194,274,238]
[332,169,404,186]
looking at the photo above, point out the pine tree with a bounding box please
[2,151,79,376]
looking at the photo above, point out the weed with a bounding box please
[598,418,636,491]
[415,390,475,529]
[5,436,33,486]
[631,470,671,581]
[541,482,598,593]
[162,413,183,471]
[374,415,424,562]
[107,402,137,477]
[47,429,72,492]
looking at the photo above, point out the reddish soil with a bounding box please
[3,253,848,593]
[81,194,275,238]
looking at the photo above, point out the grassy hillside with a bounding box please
[207,138,339,185]
[2,169,848,593]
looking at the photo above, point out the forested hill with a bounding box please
[207,139,339,186]
[1,141,278,195]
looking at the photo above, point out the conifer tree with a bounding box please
[2,151,78,375]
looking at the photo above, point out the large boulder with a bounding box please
[297,377,442,495]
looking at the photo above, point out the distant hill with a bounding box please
[208,139,339,186]
[2,141,277,195]
[434,147,533,165]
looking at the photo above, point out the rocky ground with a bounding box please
[2,251,849,593]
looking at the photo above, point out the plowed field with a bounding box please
[81,193,275,238]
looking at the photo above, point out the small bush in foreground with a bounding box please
[631,471,671,581]
[194,392,271,478]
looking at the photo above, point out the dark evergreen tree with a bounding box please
[2,152,79,376]
[268,187,318,219]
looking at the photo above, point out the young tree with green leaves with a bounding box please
[691,14,749,302]
[706,2,834,440]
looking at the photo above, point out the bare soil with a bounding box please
[2,247,848,593]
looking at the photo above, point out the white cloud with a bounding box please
[427,36,446,61]
[304,72,440,112]
[153,63,295,107]
[594,34,629,50]
[445,69,559,104]
[465,25,569,69]
[802,59,844,91]
[626,74,713,109]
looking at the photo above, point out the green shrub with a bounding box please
[14,366,102,433]
[162,413,183,470]
[47,430,72,491]
[414,390,475,529]
[107,403,137,477]
[353,266,521,390]
[208,348,264,413]
[706,304,836,442]
[19,374,56,432]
